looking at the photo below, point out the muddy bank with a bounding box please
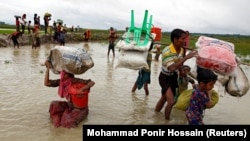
[0,32,110,47]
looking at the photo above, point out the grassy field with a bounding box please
[1,24,249,58]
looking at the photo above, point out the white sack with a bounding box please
[47,46,94,74]
[226,65,250,97]
[115,49,148,70]
[116,33,155,51]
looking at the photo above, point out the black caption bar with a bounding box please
[83,125,249,141]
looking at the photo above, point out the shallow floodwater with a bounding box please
[0,42,250,141]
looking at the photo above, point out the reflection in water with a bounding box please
[83,43,90,51]
[106,57,114,80]
[13,49,20,57]
[130,93,149,124]
[0,43,250,141]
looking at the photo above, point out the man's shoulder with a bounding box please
[162,46,171,54]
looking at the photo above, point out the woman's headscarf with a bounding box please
[58,70,73,100]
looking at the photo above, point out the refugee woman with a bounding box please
[44,60,95,128]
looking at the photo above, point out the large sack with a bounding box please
[115,49,149,70]
[47,46,94,74]
[226,65,250,97]
[196,36,235,51]
[195,36,237,75]
[174,89,219,111]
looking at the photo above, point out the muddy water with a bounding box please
[0,42,250,141]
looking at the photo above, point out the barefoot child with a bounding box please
[185,67,218,125]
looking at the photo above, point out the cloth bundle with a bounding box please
[195,36,237,75]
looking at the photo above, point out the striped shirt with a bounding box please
[161,43,184,74]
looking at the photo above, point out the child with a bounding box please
[175,65,196,100]
[185,67,218,125]
[107,27,117,57]
[131,43,153,95]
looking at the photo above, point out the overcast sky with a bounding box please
[0,0,249,35]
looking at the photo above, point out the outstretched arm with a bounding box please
[168,50,197,72]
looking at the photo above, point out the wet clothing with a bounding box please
[84,30,91,41]
[107,29,117,55]
[109,30,116,44]
[136,70,151,90]
[48,77,90,101]
[53,22,58,42]
[58,32,65,45]
[159,71,178,96]
[34,15,39,26]
[159,43,184,96]
[47,75,91,128]
[177,76,195,95]
[27,22,31,34]
[44,16,51,34]
[49,101,89,128]
[57,25,66,45]
[31,26,40,48]
[20,15,27,35]
[32,32,40,47]
[15,17,20,32]
[108,43,115,51]
[135,51,152,89]
[9,32,20,48]
[185,89,209,125]
[174,76,196,101]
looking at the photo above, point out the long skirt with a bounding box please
[49,100,89,128]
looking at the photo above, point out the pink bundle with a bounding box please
[196,36,237,75]
[196,36,235,51]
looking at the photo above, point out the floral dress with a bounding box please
[185,89,209,125]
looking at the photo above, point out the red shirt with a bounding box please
[16,19,20,26]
